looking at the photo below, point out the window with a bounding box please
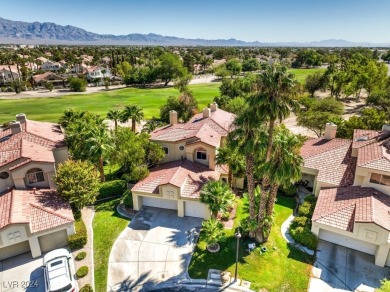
[162,146,169,155]
[179,145,185,151]
[370,173,390,187]
[26,168,45,184]
[0,172,9,179]
[196,149,207,160]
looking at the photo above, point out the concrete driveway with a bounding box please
[107,207,203,292]
[0,252,45,292]
[310,240,390,291]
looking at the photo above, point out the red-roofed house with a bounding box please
[302,123,390,267]
[132,103,243,219]
[0,114,74,260]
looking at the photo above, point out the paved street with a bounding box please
[310,240,390,291]
[0,253,45,292]
[107,207,203,291]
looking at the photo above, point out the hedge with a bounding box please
[290,226,318,250]
[122,190,133,208]
[98,180,127,200]
[75,251,87,261]
[290,216,308,228]
[76,266,89,278]
[68,218,87,250]
[80,284,93,292]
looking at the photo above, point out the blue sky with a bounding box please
[2,0,390,43]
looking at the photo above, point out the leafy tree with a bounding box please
[116,61,132,78]
[107,108,121,130]
[305,72,326,97]
[242,58,260,72]
[201,218,225,250]
[120,104,144,132]
[200,180,235,218]
[173,72,193,93]
[297,97,344,137]
[225,58,242,77]
[68,77,87,92]
[54,160,100,211]
[160,94,198,123]
[182,53,195,74]
[157,52,186,86]
[224,97,247,115]
[44,82,54,92]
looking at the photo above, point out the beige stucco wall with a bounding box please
[0,224,29,248]
[52,147,69,168]
[186,142,217,170]
[161,184,180,200]
[10,162,56,189]
[0,165,15,193]
[154,141,188,163]
[354,166,390,196]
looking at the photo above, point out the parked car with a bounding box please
[42,249,78,292]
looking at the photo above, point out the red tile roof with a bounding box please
[132,160,220,198]
[301,138,356,186]
[150,109,234,147]
[354,130,390,172]
[312,186,390,232]
[0,120,65,168]
[0,189,74,232]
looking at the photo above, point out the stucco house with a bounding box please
[41,61,64,72]
[0,65,20,85]
[0,114,74,260]
[132,103,243,219]
[86,66,112,81]
[301,123,390,267]
[33,72,66,87]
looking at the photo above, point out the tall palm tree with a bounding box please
[227,110,268,241]
[85,125,112,182]
[106,108,121,130]
[248,65,299,164]
[200,180,235,218]
[141,118,164,133]
[215,146,244,188]
[121,104,144,132]
[257,125,303,240]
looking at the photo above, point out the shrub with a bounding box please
[68,218,87,250]
[122,190,133,208]
[280,184,298,197]
[290,226,318,250]
[304,195,317,204]
[45,82,54,91]
[76,266,89,278]
[75,251,87,261]
[80,284,93,292]
[298,201,314,217]
[98,180,127,200]
[68,77,87,92]
[290,216,308,228]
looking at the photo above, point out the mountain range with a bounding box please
[0,17,389,47]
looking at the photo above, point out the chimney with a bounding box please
[382,124,390,132]
[9,121,22,135]
[16,113,26,124]
[324,122,337,140]
[210,102,218,112]
[169,110,178,125]
[203,108,211,118]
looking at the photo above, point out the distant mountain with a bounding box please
[0,17,389,47]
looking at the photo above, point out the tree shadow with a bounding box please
[286,242,314,265]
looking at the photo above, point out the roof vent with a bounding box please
[355,136,368,142]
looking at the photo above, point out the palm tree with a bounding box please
[121,104,144,132]
[85,125,112,182]
[202,218,225,252]
[215,146,244,188]
[200,180,235,218]
[248,65,299,164]
[141,117,164,133]
[257,125,303,240]
[227,111,268,241]
[107,108,121,130]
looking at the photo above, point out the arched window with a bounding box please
[26,168,44,184]
[196,147,207,160]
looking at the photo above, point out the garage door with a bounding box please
[319,229,377,255]
[0,240,30,260]
[38,229,68,253]
[142,197,178,210]
[185,201,207,218]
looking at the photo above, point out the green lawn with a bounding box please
[289,68,326,83]
[188,196,313,291]
[0,83,220,123]
[93,198,129,292]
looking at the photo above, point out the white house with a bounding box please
[86,66,112,81]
